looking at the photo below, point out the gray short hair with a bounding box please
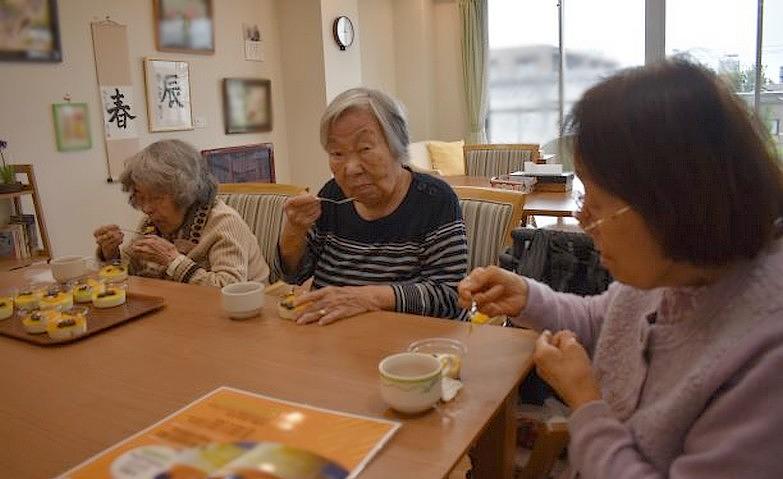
[320,88,410,162]
[120,139,217,209]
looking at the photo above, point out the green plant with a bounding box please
[0,165,14,184]
[0,140,14,184]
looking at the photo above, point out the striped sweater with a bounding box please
[279,172,469,319]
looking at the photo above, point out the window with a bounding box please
[563,0,645,128]
[487,0,781,152]
[488,0,559,143]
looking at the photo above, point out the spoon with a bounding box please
[468,300,478,334]
[317,196,356,205]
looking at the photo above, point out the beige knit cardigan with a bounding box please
[112,199,270,287]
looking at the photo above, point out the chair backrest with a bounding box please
[219,183,304,196]
[217,183,307,283]
[453,186,526,271]
[463,143,540,177]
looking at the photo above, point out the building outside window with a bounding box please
[487,0,783,155]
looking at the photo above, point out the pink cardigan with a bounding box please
[514,239,783,478]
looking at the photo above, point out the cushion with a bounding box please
[407,141,432,171]
[428,140,465,176]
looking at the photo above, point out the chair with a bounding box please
[218,183,307,284]
[463,143,540,178]
[453,186,526,271]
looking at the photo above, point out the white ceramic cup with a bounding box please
[50,256,96,283]
[221,281,265,320]
[379,352,443,414]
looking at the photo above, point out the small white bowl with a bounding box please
[379,352,442,414]
[221,282,265,320]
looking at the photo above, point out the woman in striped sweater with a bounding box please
[277,88,469,325]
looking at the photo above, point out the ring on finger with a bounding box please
[318,309,327,316]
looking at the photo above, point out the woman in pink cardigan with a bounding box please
[459,60,783,478]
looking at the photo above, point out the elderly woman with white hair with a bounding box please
[277,87,468,325]
[93,139,269,286]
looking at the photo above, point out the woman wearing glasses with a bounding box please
[93,139,269,286]
[459,60,783,478]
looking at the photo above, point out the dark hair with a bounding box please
[566,60,783,266]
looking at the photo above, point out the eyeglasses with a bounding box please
[574,193,631,232]
[130,191,167,208]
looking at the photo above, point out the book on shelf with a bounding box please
[61,386,400,479]
[9,214,37,255]
[0,224,30,259]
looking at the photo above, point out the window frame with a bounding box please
[487,0,769,141]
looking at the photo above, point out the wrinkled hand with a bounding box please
[534,330,601,410]
[457,266,528,317]
[293,285,383,325]
[130,235,179,266]
[283,194,322,234]
[93,224,124,260]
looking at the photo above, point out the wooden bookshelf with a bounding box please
[0,165,51,272]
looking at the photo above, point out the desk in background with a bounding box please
[443,175,579,226]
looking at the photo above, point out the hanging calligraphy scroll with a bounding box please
[143,58,194,132]
[91,20,139,181]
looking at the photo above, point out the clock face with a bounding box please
[334,16,354,50]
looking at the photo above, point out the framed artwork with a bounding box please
[0,0,62,62]
[153,0,214,54]
[52,103,91,152]
[202,143,275,183]
[223,78,272,134]
[143,58,194,132]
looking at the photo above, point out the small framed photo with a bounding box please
[223,78,272,134]
[153,0,214,54]
[143,58,194,132]
[52,103,91,152]
[0,0,62,62]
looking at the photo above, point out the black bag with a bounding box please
[506,228,612,296]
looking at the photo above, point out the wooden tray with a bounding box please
[0,293,165,346]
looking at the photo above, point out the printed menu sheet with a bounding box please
[61,386,400,479]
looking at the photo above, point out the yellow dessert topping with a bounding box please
[470,311,491,325]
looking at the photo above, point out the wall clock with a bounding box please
[333,16,354,51]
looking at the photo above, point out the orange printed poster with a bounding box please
[61,386,400,479]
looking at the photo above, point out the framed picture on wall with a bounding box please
[0,0,62,62]
[153,0,214,54]
[223,78,272,134]
[201,143,275,183]
[52,103,92,151]
[143,58,194,132]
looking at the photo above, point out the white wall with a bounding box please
[358,0,466,142]
[277,0,328,194]
[278,0,363,193]
[358,0,397,95]
[432,0,467,141]
[0,0,288,257]
[321,0,363,102]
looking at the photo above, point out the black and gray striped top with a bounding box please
[281,171,469,319]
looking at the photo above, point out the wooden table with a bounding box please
[0,268,536,479]
[444,175,579,225]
